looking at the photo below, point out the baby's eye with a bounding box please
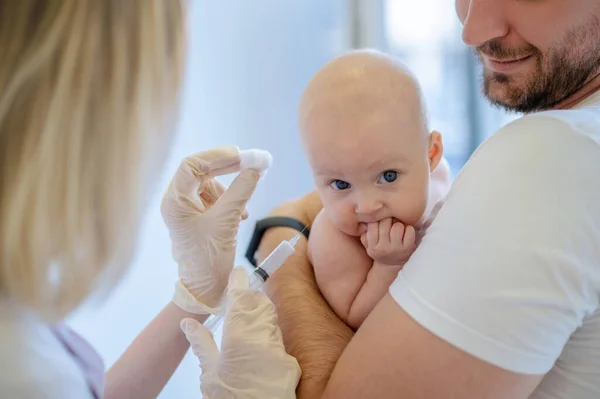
[378,170,398,184]
[330,179,351,190]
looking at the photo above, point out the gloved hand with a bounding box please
[162,145,271,314]
[181,267,301,399]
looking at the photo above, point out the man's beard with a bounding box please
[477,17,600,113]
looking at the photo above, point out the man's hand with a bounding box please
[259,190,355,398]
[360,218,416,266]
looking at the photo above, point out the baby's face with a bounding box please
[303,104,432,237]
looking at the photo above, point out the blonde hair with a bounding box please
[0,0,187,321]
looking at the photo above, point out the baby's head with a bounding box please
[299,49,443,237]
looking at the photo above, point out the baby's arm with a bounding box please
[345,262,402,329]
[346,219,416,328]
[310,213,417,330]
[309,210,374,327]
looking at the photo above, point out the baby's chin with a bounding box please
[334,222,367,237]
[338,222,367,237]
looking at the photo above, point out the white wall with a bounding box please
[68,1,348,397]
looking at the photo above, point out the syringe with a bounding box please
[247,232,301,290]
[204,232,303,331]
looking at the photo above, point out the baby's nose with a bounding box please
[355,199,383,222]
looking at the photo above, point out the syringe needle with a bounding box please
[289,224,309,247]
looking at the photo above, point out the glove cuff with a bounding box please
[172,280,222,315]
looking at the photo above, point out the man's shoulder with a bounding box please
[485,107,600,152]
[464,109,600,175]
[448,107,600,216]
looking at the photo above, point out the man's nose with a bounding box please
[461,0,509,48]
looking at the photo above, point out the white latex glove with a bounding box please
[181,267,301,399]
[162,146,272,314]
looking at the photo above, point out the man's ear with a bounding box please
[428,130,443,172]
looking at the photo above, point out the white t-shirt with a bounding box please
[390,92,600,398]
[0,301,93,398]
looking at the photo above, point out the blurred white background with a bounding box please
[67,0,520,397]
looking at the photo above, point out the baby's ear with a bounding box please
[428,131,444,172]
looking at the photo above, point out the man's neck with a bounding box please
[554,73,600,110]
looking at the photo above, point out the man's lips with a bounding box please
[482,54,534,73]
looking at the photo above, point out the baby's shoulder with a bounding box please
[310,210,357,251]
[309,210,370,269]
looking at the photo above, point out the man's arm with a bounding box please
[259,192,354,398]
[322,295,543,399]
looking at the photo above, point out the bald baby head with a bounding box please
[298,49,443,236]
[299,49,429,145]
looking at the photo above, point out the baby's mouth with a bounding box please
[357,218,422,232]
[357,223,368,235]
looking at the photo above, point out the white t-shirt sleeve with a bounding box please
[389,114,600,375]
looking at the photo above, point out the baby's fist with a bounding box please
[360,218,416,265]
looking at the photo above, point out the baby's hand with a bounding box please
[360,218,416,266]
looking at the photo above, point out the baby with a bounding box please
[300,49,451,330]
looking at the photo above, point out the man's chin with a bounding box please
[483,72,535,111]
[484,84,522,112]
[484,75,510,97]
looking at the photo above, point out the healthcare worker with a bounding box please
[0,1,299,398]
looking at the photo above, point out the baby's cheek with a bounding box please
[389,193,428,227]
[324,204,361,237]
[338,220,362,237]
